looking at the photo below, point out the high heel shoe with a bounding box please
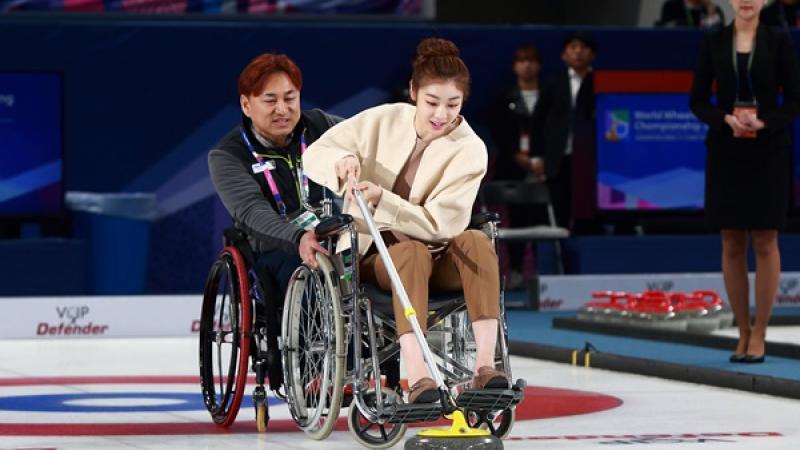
[729,353,747,363]
[742,354,765,364]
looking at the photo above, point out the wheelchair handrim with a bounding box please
[281,257,345,437]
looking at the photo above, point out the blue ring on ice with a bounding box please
[0,392,280,412]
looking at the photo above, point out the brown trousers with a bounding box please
[359,229,501,335]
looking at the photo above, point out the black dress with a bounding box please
[690,25,800,230]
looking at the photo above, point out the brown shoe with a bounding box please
[408,377,438,404]
[472,366,510,390]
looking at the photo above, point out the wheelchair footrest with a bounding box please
[383,403,443,424]
[455,387,523,412]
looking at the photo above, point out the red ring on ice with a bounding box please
[0,376,622,436]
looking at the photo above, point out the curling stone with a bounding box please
[405,410,503,450]
[693,290,735,328]
[670,293,720,333]
[405,435,503,450]
[577,291,630,324]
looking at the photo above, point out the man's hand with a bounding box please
[335,155,360,182]
[298,230,328,270]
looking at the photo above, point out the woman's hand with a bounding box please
[736,110,765,131]
[335,155,360,182]
[298,230,328,270]
[349,180,383,206]
[725,114,755,136]
[529,157,545,177]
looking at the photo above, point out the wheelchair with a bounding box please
[198,197,524,447]
[198,196,343,431]
[198,225,287,432]
[280,199,525,447]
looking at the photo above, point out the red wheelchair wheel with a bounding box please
[199,246,252,426]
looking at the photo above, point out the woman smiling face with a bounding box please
[410,79,464,141]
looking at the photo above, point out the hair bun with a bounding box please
[410,37,470,98]
[415,38,460,64]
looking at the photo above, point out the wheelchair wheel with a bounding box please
[282,253,345,440]
[198,248,252,427]
[466,407,514,439]
[347,387,407,449]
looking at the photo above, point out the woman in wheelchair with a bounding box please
[304,37,509,404]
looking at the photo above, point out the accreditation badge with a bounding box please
[289,209,321,231]
[251,160,276,174]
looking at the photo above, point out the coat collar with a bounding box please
[391,103,475,203]
[720,22,767,73]
[722,21,767,45]
[239,113,306,153]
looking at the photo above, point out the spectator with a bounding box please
[530,32,596,230]
[657,0,725,28]
[488,45,543,289]
[761,0,800,29]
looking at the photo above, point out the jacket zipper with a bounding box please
[256,152,303,207]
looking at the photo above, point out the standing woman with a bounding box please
[304,37,508,402]
[690,0,800,362]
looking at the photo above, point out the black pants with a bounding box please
[547,155,572,229]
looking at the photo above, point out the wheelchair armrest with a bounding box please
[221,227,259,267]
[315,214,354,240]
[223,227,249,245]
[468,211,500,229]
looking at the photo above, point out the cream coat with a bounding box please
[303,103,488,255]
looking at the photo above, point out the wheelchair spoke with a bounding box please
[356,418,376,437]
[484,416,497,435]
[216,341,227,402]
[379,423,388,440]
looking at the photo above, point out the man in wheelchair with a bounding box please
[208,52,340,293]
[203,52,340,429]
[304,37,510,405]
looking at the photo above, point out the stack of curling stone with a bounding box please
[577,289,734,333]
[577,291,630,324]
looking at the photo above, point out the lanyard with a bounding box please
[239,126,309,217]
[297,135,309,205]
[732,29,757,105]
